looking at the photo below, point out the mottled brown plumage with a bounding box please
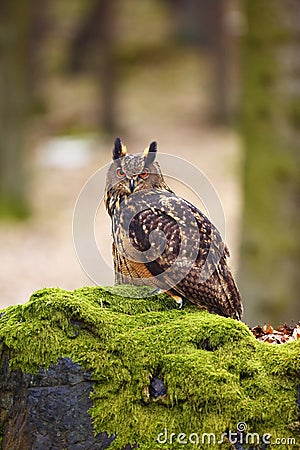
[105,137,243,320]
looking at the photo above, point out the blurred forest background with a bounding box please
[0,0,299,326]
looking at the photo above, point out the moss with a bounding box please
[0,286,299,449]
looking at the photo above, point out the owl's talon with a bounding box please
[151,288,183,308]
[176,298,184,309]
[150,288,161,295]
[168,293,184,309]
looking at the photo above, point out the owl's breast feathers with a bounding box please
[112,190,243,320]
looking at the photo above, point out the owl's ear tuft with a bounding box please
[113,137,127,160]
[143,141,157,165]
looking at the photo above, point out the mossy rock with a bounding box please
[0,286,299,449]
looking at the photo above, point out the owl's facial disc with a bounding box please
[109,139,160,196]
[115,154,148,193]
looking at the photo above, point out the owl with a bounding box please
[104,137,243,320]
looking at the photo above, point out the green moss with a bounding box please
[0,286,299,449]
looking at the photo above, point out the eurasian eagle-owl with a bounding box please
[104,137,243,320]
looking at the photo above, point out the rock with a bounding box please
[0,285,299,449]
[149,375,167,398]
[0,354,115,449]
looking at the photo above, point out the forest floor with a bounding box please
[0,48,243,309]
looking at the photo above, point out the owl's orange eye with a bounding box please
[139,168,149,179]
[116,167,125,178]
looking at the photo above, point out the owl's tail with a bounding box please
[216,261,243,320]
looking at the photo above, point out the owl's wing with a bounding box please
[183,200,243,319]
[126,191,225,275]
[123,191,242,319]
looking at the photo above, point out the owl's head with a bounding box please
[105,137,171,214]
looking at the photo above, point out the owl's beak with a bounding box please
[129,179,135,193]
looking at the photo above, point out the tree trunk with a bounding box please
[97,0,117,134]
[69,0,118,134]
[239,0,300,326]
[0,1,36,218]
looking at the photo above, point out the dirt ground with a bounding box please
[0,50,243,309]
